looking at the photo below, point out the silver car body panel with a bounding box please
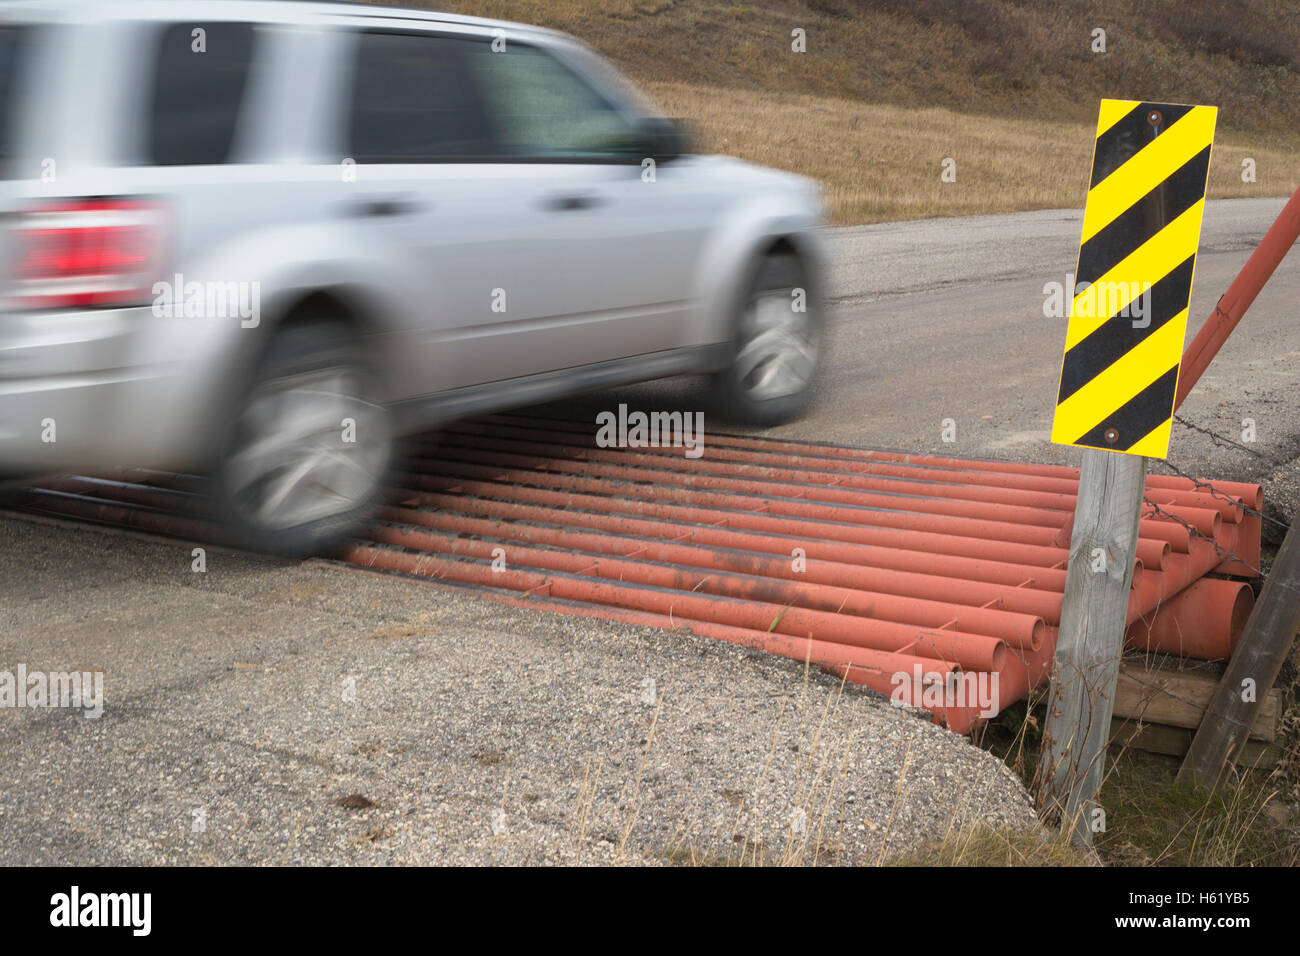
[0,0,827,474]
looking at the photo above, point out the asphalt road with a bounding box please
[818,197,1300,477]
[3,197,1296,865]
[546,196,1300,530]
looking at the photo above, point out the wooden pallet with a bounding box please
[1109,658,1286,769]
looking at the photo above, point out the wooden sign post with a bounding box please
[1035,100,1216,844]
[1035,450,1146,842]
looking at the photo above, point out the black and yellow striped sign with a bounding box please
[1050,100,1217,458]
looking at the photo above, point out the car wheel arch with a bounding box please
[712,234,821,359]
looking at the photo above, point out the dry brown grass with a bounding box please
[885,824,1093,866]
[385,0,1300,137]
[650,82,1300,223]
[365,0,1300,223]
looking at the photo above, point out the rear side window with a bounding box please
[147,22,256,165]
[0,25,31,172]
[346,32,492,162]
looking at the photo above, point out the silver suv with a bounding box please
[0,0,827,554]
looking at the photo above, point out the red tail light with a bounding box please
[7,198,166,309]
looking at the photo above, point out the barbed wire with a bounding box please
[1140,499,1300,595]
[1172,413,1286,465]
[1162,413,1293,537]
[1157,458,1290,534]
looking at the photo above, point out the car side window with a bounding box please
[461,41,639,161]
[346,31,492,162]
[147,22,256,166]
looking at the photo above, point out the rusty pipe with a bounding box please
[414,443,1077,529]
[347,538,1010,671]
[414,453,1197,555]
[396,482,1074,593]
[385,502,1075,623]
[445,420,1249,521]
[368,513,1041,653]
[400,465,1142,576]
[344,543,965,683]
[1176,183,1300,408]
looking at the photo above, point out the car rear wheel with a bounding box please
[211,319,392,557]
[711,253,823,426]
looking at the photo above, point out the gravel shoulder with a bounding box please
[0,514,1035,866]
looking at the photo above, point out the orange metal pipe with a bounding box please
[14,488,224,542]
[416,441,1077,529]
[9,415,1265,732]
[448,420,1248,520]
[410,457,1072,557]
[415,454,1093,553]
[36,475,201,513]
[390,489,1164,580]
[757,444,1252,523]
[1176,183,1300,408]
[1141,501,1221,537]
[368,512,1042,651]
[1138,538,1171,571]
[416,450,1195,555]
[1127,520,1247,625]
[1136,519,1194,554]
[641,437,1256,532]
[344,542,965,682]
[385,502,1072,623]
[403,466,1168,578]
[1143,487,1242,522]
[1126,578,1255,660]
[395,481,1073,593]
[1146,475,1262,511]
[365,523,1012,668]
[443,422,1090,506]
[483,414,1258,507]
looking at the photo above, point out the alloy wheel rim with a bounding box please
[223,367,389,531]
[733,290,819,401]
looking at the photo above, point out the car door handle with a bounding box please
[541,192,605,212]
[339,195,426,218]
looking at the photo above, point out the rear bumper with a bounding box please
[0,306,221,473]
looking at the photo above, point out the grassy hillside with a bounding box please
[367,0,1300,222]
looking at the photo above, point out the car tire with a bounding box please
[210,317,393,557]
[710,253,823,427]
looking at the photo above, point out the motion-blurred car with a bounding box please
[0,0,827,554]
